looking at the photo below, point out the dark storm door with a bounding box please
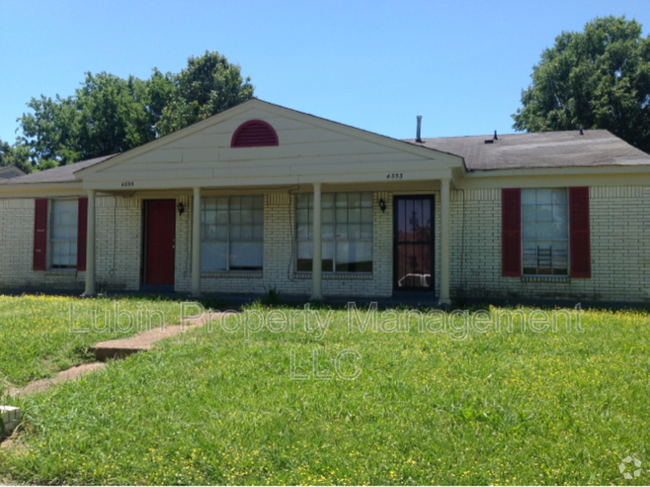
[144,200,176,285]
[394,196,434,290]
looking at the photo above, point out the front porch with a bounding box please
[80,181,454,305]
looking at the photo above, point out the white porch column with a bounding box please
[311,183,323,300]
[84,189,96,296]
[191,187,202,296]
[439,179,451,305]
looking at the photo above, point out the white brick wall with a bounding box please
[1,186,648,302]
[95,196,141,291]
[447,186,650,302]
[0,196,141,291]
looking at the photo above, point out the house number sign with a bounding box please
[121,182,135,187]
[386,173,403,179]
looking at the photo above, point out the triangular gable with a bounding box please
[76,99,464,189]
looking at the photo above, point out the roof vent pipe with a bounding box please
[579,125,584,135]
[494,130,498,141]
[416,116,423,143]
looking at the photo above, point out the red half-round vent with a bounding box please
[231,120,279,148]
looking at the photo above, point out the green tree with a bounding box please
[155,51,254,136]
[0,139,32,173]
[14,51,253,170]
[145,68,177,129]
[512,16,650,152]
[19,72,160,166]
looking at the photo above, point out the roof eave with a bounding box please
[465,164,650,178]
[0,181,85,198]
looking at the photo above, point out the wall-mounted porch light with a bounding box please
[177,202,185,216]
[378,198,387,213]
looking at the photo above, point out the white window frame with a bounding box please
[521,188,570,277]
[200,195,264,273]
[49,199,78,270]
[296,192,373,274]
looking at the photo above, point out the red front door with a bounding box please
[144,200,176,286]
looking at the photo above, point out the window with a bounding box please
[521,188,568,276]
[201,196,263,272]
[50,199,78,269]
[296,192,373,273]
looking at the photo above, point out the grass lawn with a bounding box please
[1,302,650,485]
[0,294,187,394]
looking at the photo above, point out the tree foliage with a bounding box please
[0,139,32,173]
[19,72,158,166]
[4,51,254,171]
[512,16,650,153]
[156,51,254,136]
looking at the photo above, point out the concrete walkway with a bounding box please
[6,313,214,398]
[7,363,106,398]
[90,319,208,360]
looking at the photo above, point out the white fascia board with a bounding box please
[462,164,650,178]
[0,182,88,198]
[455,166,650,189]
[83,168,455,191]
[251,102,464,162]
[75,100,464,181]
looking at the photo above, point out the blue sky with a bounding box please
[1,0,649,144]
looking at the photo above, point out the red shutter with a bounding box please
[77,198,88,271]
[502,188,521,277]
[569,187,591,278]
[33,199,48,271]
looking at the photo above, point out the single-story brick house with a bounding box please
[1,99,649,304]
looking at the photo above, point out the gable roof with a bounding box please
[0,99,460,191]
[74,99,457,179]
[3,105,650,189]
[403,130,650,171]
[0,155,116,185]
[71,99,463,189]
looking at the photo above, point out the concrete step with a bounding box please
[90,315,210,361]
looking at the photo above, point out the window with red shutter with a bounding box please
[502,188,521,277]
[33,199,48,271]
[50,200,79,269]
[231,120,278,147]
[521,189,569,276]
[77,198,88,271]
[569,187,591,278]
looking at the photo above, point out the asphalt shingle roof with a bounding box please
[1,129,649,186]
[0,155,116,185]
[0,166,25,179]
[403,129,650,171]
